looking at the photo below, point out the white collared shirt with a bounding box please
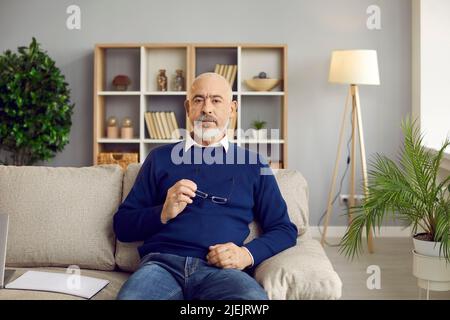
[184,133,230,153]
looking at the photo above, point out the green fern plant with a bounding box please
[340,118,450,262]
[252,120,267,130]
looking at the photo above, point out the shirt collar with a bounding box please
[184,132,230,153]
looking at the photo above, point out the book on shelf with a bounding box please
[149,112,160,139]
[214,64,237,88]
[145,111,181,140]
[154,112,166,139]
[229,65,237,89]
[159,111,171,139]
[168,112,181,139]
[165,112,175,139]
[144,112,156,137]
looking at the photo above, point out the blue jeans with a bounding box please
[116,252,268,300]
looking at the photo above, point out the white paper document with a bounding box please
[5,270,109,299]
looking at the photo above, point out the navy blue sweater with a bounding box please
[113,142,297,269]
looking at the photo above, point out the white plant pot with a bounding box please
[248,129,267,140]
[413,234,442,257]
[255,129,267,140]
[412,250,450,292]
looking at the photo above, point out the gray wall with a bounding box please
[0,0,411,226]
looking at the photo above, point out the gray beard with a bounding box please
[193,118,230,142]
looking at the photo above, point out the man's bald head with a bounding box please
[184,72,237,145]
[188,72,233,102]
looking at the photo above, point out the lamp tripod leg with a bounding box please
[321,87,352,247]
[353,85,374,253]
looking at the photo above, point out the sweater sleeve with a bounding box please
[243,163,298,269]
[113,152,165,242]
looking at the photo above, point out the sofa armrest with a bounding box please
[254,238,342,300]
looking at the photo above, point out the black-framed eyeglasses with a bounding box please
[194,189,228,204]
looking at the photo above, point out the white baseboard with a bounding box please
[309,226,413,238]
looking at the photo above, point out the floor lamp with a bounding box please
[320,50,380,253]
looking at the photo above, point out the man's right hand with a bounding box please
[161,179,197,224]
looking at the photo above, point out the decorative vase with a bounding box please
[174,69,185,91]
[157,69,168,91]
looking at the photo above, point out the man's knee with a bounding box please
[116,263,183,300]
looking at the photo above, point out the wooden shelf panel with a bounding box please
[143,139,183,143]
[144,91,186,95]
[98,91,140,95]
[98,138,140,143]
[240,139,285,144]
[240,91,284,96]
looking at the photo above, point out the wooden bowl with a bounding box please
[244,78,280,91]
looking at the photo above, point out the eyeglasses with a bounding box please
[191,168,234,205]
[194,189,228,204]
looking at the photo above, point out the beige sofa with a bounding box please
[0,164,342,300]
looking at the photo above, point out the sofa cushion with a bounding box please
[0,165,123,271]
[114,164,143,272]
[115,164,310,272]
[254,238,342,300]
[0,267,129,300]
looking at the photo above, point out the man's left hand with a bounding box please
[206,242,252,270]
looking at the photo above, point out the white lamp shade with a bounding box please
[328,50,380,85]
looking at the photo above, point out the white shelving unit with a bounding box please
[93,43,288,167]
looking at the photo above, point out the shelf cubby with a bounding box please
[143,95,187,140]
[102,95,140,140]
[240,47,284,92]
[103,48,140,92]
[143,46,188,92]
[194,47,238,92]
[240,96,283,140]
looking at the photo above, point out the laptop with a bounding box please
[0,214,15,288]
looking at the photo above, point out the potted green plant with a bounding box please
[0,37,74,166]
[250,119,267,140]
[340,118,450,262]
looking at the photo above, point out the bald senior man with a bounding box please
[114,72,297,300]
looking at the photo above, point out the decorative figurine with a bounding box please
[120,117,134,139]
[157,69,168,91]
[106,116,119,139]
[112,75,131,91]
